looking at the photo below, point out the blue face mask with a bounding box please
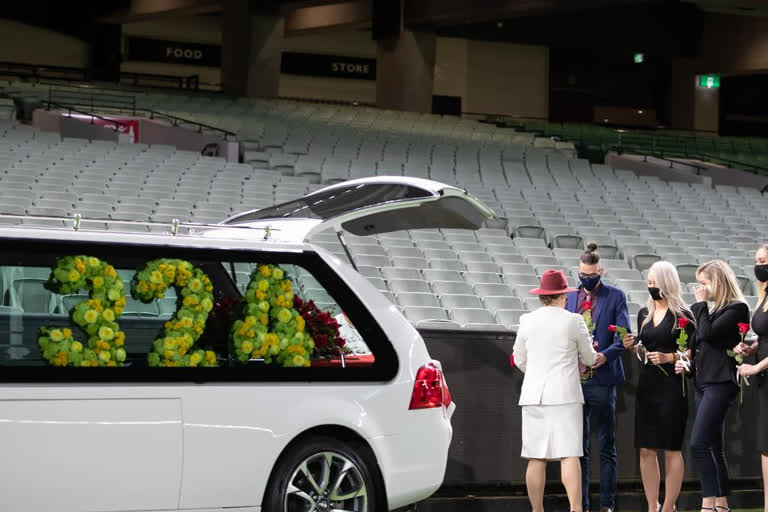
[579,274,601,292]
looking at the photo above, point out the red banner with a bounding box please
[89,118,140,143]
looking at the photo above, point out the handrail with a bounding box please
[44,101,129,131]
[0,61,201,92]
[611,143,768,176]
[146,109,236,140]
[48,86,136,116]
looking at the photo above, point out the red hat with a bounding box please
[529,269,578,295]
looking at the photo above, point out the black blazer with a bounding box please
[691,300,750,385]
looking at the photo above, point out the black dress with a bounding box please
[634,308,695,450]
[751,296,768,452]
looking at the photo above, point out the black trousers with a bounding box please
[690,382,738,497]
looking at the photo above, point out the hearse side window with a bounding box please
[0,245,380,378]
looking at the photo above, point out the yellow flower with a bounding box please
[205,351,216,364]
[200,297,213,312]
[181,317,193,329]
[74,258,86,273]
[88,257,99,268]
[114,337,124,347]
[68,269,81,283]
[242,341,254,353]
[115,331,125,344]
[98,351,111,362]
[293,355,305,366]
[164,338,178,349]
[49,329,64,342]
[190,352,203,366]
[115,348,126,362]
[273,268,284,279]
[277,308,292,323]
[104,265,117,278]
[139,281,149,293]
[164,350,175,360]
[83,309,99,324]
[70,341,83,353]
[102,309,115,322]
[259,314,268,326]
[178,346,188,356]
[296,316,305,332]
[259,265,272,277]
[92,276,104,288]
[99,325,115,341]
[258,280,269,292]
[150,271,164,284]
[258,301,269,312]
[189,279,202,293]
[62,328,72,338]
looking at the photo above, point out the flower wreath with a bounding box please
[230,264,314,367]
[132,259,218,367]
[39,256,127,367]
[293,296,348,358]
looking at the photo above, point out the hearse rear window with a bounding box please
[0,239,395,382]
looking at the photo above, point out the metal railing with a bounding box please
[146,109,236,140]
[0,61,201,92]
[41,85,236,141]
[44,101,129,131]
[47,86,136,116]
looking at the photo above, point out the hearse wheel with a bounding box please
[265,436,378,512]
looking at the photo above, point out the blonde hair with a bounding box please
[756,244,768,312]
[696,260,747,313]
[641,261,694,333]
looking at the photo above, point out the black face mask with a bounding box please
[648,287,664,301]
[755,264,768,283]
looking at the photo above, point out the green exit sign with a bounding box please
[699,74,720,88]
[634,53,644,63]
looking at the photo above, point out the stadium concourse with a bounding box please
[0,94,764,334]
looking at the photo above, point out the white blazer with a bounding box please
[513,306,597,406]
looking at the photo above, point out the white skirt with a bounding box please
[521,403,583,460]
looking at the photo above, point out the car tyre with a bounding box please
[264,435,380,512]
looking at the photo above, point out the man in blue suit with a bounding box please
[566,243,631,512]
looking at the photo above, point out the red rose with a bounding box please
[583,301,593,311]
[509,354,516,367]
[738,322,750,334]
[677,317,690,329]
[608,325,617,332]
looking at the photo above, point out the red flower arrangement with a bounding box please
[293,296,348,358]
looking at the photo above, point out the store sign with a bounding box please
[125,37,221,67]
[281,52,376,80]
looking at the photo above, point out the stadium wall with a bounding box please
[121,17,223,89]
[118,18,550,115]
[0,18,89,68]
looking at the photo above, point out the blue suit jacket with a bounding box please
[566,282,630,386]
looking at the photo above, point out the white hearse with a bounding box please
[0,177,496,512]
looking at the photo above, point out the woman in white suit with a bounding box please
[513,269,598,512]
